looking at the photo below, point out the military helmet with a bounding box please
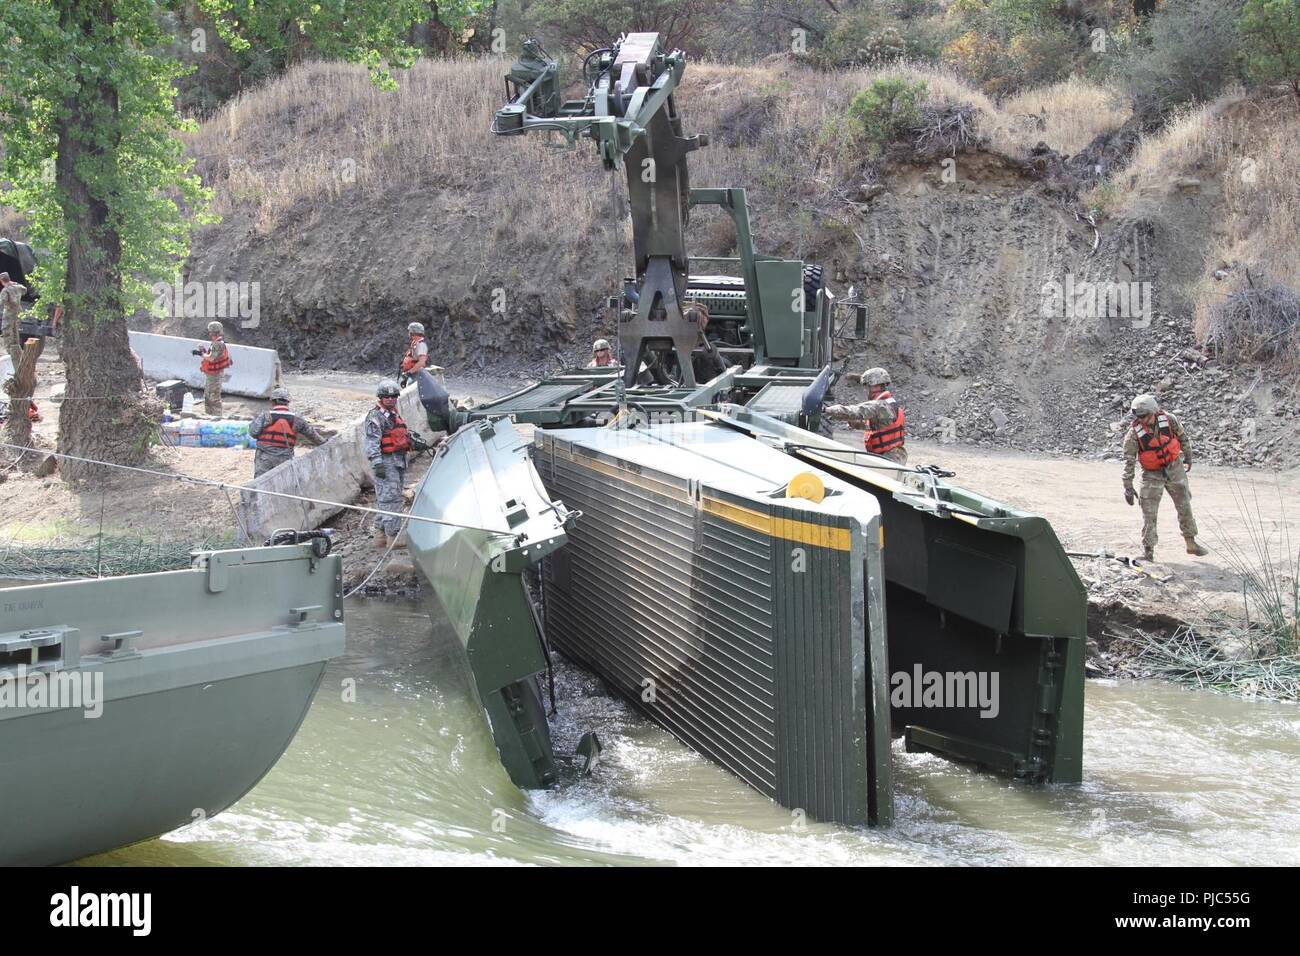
[377,379,401,398]
[1131,394,1159,416]
[593,338,611,353]
[860,366,891,387]
[408,322,425,336]
[207,321,224,334]
[270,386,291,403]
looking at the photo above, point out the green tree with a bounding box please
[1238,0,1300,112]
[0,1,429,479]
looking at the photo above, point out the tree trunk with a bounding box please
[3,337,40,453]
[55,0,157,482]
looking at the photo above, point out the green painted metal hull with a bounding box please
[0,544,346,865]
[407,418,573,791]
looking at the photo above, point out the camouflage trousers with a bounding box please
[253,446,293,478]
[880,445,908,466]
[372,458,407,536]
[1139,456,1198,551]
[204,373,224,416]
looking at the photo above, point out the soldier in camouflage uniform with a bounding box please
[823,366,908,465]
[196,320,232,416]
[364,379,411,550]
[247,387,329,478]
[1122,393,1209,561]
[0,272,28,366]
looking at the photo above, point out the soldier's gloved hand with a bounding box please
[373,462,388,480]
[1124,488,1136,506]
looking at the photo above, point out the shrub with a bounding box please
[845,76,929,155]
[1110,0,1244,124]
[1238,0,1300,112]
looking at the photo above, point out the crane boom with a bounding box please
[494,33,708,385]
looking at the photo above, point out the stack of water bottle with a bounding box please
[160,394,255,449]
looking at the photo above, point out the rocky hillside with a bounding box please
[168,56,1300,468]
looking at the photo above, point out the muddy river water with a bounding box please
[86,595,1300,866]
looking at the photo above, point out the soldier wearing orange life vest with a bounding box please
[247,387,329,477]
[1122,393,1208,561]
[194,321,233,416]
[364,379,412,550]
[398,322,429,387]
[823,366,907,465]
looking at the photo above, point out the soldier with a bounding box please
[684,302,729,383]
[823,366,907,465]
[0,271,28,365]
[247,387,329,478]
[588,338,615,368]
[398,322,429,386]
[194,321,233,416]
[1122,393,1209,561]
[364,379,411,550]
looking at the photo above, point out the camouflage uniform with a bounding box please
[247,407,328,478]
[1,281,27,365]
[824,398,908,465]
[202,338,230,416]
[364,405,408,536]
[1122,411,1198,554]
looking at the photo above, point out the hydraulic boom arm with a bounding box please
[494,34,709,386]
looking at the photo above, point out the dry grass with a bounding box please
[1084,87,1300,375]
[186,55,1128,245]
[1001,77,1131,156]
[187,57,612,241]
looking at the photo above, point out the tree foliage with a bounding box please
[1238,0,1300,111]
[0,0,431,472]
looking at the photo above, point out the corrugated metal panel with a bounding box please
[536,431,878,824]
[747,381,806,416]
[478,382,592,414]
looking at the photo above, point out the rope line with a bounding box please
[0,441,513,539]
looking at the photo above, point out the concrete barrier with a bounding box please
[238,382,432,541]
[129,331,280,398]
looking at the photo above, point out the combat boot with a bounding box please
[1142,546,1155,562]
[372,529,389,551]
[391,530,409,550]
[1185,537,1209,556]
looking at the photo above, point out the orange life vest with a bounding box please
[1133,413,1182,470]
[864,391,906,453]
[200,339,233,374]
[255,407,296,450]
[378,406,410,454]
[400,336,426,374]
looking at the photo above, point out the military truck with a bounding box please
[406,34,1086,826]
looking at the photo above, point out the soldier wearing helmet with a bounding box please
[1123,393,1207,561]
[399,321,429,386]
[364,379,412,550]
[247,386,331,478]
[588,338,615,368]
[193,320,232,416]
[0,271,29,366]
[823,366,907,465]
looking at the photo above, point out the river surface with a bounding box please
[85,595,1300,866]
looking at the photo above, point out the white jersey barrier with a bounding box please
[238,381,429,541]
[129,331,280,398]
